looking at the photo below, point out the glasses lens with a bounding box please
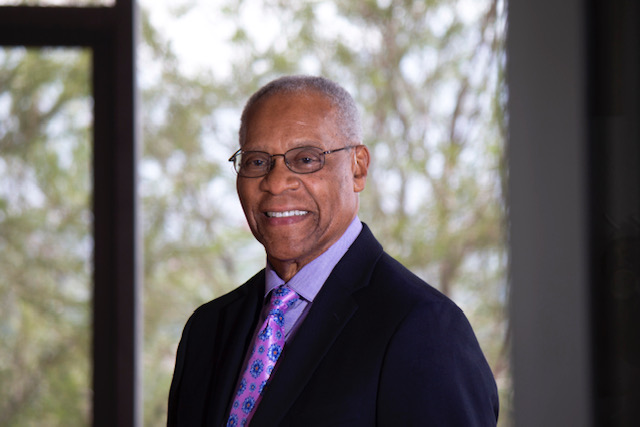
[285,147,324,174]
[237,151,270,177]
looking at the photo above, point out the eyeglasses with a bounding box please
[228,145,358,178]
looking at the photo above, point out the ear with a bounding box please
[352,144,370,193]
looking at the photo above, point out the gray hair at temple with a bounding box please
[238,75,363,146]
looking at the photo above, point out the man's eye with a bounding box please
[299,156,314,164]
[243,154,268,168]
[292,151,320,165]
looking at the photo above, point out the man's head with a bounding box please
[238,75,362,148]
[233,75,370,280]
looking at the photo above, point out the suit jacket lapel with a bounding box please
[205,272,265,426]
[250,225,383,426]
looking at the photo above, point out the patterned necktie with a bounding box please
[227,285,299,427]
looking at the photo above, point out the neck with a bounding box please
[268,258,304,282]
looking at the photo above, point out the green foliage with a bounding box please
[141,0,510,423]
[1,0,510,425]
[0,47,92,426]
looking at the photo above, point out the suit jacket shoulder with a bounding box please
[168,224,499,426]
[250,224,499,426]
[168,271,265,426]
[370,253,499,425]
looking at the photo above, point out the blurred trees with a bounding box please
[0,0,507,425]
[142,0,508,423]
[0,48,92,426]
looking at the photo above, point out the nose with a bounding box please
[259,155,299,194]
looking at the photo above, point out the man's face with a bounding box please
[237,91,368,279]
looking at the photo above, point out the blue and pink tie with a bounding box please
[227,286,299,426]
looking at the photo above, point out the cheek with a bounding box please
[237,182,258,217]
[312,174,353,215]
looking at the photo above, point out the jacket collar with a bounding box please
[249,223,383,425]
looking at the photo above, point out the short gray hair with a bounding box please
[239,75,362,146]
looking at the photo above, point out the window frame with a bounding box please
[0,3,141,426]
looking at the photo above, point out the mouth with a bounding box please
[265,210,309,218]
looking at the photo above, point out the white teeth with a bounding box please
[266,210,308,218]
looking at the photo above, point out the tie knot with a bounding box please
[268,285,299,311]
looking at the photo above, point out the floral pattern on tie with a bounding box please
[227,286,299,426]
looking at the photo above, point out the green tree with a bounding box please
[0,0,509,424]
[138,12,263,422]
[140,0,509,424]
[0,47,92,426]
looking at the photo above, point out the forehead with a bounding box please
[243,91,339,149]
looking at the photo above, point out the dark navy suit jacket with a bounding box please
[168,224,499,426]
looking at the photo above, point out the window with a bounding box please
[0,2,140,426]
[0,46,92,427]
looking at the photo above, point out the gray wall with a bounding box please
[508,0,640,425]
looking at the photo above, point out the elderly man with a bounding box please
[168,75,499,426]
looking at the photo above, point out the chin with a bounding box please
[266,248,303,263]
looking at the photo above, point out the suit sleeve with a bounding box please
[377,300,499,426]
[167,315,193,427]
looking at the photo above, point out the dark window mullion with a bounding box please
[0,2,140,426]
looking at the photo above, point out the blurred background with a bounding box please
[0,0,508,425]
[2,0,638,426]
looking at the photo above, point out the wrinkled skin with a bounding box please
[237,91,370,281]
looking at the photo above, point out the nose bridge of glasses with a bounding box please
[260,152,298,177]
[269,152,288,169]
[234,147,332,177]
[262,153,300,189]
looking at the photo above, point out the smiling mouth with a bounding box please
[265,210,309,218]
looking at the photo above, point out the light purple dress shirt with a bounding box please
[227,217,362,413]
[262,216,363,341]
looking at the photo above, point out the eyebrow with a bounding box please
[244,141,324,152]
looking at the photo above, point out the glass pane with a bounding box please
[140,0,508,424]
[0,0,113,6]
[0,47,92,426]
